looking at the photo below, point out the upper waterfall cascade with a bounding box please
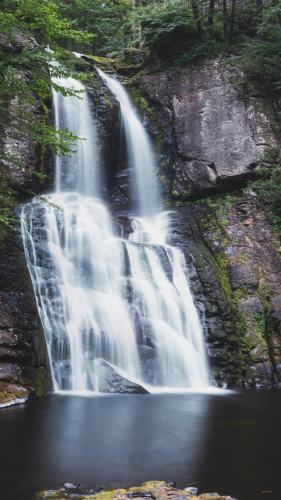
[97,68,160,218]
[21,68,209,393]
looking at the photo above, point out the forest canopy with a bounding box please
[1,0,281,155]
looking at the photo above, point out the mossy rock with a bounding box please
[35,480,235,500]
[0,382,29,408]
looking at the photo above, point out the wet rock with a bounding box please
[95,361,148,394]
[0,362,22,383]
[0,381,29,408]
[35,480,235,500]
[185,487,198,496]
[0,330,20,346]
[0,227,51,400]
[115,216,135,237]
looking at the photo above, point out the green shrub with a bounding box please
[249,152,281,234]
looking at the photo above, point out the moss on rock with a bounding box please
[35,480,235,500]
[0,382,29,408]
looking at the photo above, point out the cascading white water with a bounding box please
[21,66,209,393]
[97,68,160,218]
[97,70,209,388]
[52,75,100,196]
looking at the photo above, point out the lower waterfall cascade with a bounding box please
[21,67,210,393]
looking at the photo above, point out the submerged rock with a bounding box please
[35,480,236,499]
[95,361,148,394]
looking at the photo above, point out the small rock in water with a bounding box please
[64,482,76,490]
[184,487,198,496]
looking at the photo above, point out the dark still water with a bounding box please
[0,391,281,500]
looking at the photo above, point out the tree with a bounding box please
[0,0,91,156]
[222,0,236,50]
[256,0,263,15]
[229,0,236,41]
[222,0,229,49]
[208,0,215,26]
[191,0,202,32]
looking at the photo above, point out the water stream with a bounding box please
[21,68,209,392]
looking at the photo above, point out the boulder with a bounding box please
[94,360,148,394]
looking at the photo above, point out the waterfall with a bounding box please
[97,68,160,218]
[21,67,209,393]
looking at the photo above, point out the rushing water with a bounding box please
[21,69,209,392]
[97,68,160,217]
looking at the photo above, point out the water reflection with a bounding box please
[1,393,281,500]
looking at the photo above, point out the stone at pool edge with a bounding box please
[35,480,236,499]
[0,381,29,409]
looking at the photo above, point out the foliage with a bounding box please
[0,0,92,158]
[249,151,281,235]
[0,173,16,238]
[58,0,130,54]
[237,4,281,97]
[125,0,226,62]
[0,0,93,235]
[132,1,198,60]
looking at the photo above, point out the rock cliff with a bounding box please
[0,109,51,408]
[131,58,281,387]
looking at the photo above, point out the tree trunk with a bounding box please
[256,0,263,14]
[229,0,236,41]
[191,0,202,32]
[208,0,215,26]
[223,0,230,51]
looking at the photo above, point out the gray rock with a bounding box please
[229,263,259,290]
[138,59,276,198]
[240,297,263,316]
[0,362,21,383]
[94,360,148,394]
[184,487,198,496]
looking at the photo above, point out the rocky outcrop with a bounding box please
[165,194,281,388]
[87,70,122,204]
[35,480,235,500]
[130,58,281,388]
[136,59,277,199]
[0,221,51,407]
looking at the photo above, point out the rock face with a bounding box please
[165,196,281,388]
[0,36,52,406]
[0,218,51,406]
[35,480,235,500]
[137,59,277,199]
[132,58,281,388]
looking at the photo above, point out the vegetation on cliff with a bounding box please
[1,0,281,166]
